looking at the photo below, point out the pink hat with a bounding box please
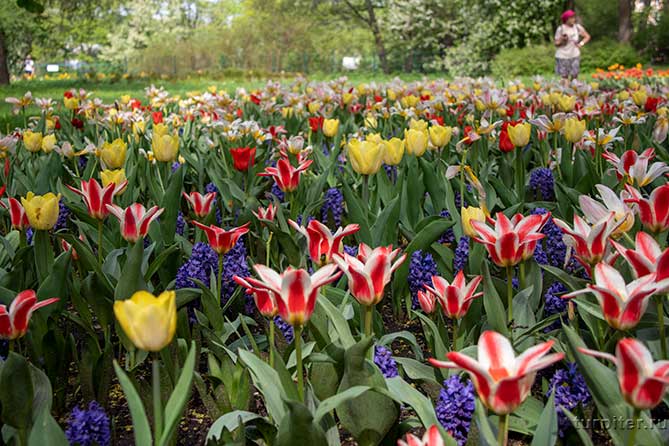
[561,10,575,23]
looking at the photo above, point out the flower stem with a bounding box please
[459,149,467,203]
[294,325,304,402]
[497,413,509,446]
[363,304,374,338]
[152,357,163,441]
[362,175,369,208]
[269,319,275,368]
[97,220,104,266]
[506,266,514,327]
[658,296,667,359]
[519,261,526,290]
[266,231,273,266]
[452,319,459,351]
[217,253,223,308]
[627,408,640,446]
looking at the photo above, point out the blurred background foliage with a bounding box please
[0,0,667,83]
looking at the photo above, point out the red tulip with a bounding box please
[245,264,341,326]
[5,197,29,231]
[258,156,313,193]
[417,289,437,314]
[498,121,515,153]
[289,219,359,266]
[106,203,164,244]
[645,96,660,113]
[429,330,564,414]
[398,425,444,446]
[579,338,669,410]
[193,221,250,255]
[0,290,59,340]
[565,262,658,330]
[625,184,669,233]
[183,191,216,218]
[308,116,324,132]
[332,244,406,306]
[152,111,164,124]
[425,271,483,319]
[67,178,127,220]
[233,275,278,318]
[252,203,277,223]
[553,213,620,267]
[230,147,256,172]
[470,212,549,267]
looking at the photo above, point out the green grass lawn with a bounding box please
[0,70,589,131]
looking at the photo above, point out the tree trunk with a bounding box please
[364,0,389,73]
[0,27,10,85]
[618,0,633,42]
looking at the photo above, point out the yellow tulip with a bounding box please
[99,138,127,169]
[23,130,43,153]
[557,95,576,112]
[120,94,131,105]
[366,133,383,144]
[113,290,176,352]
[461,206,486,238]
[100,169,127,193]
[342,93,354,105]
[21,192,61,230]
[632,90,647,107]
[404,128,428,156]
[308,101,321,114]
[507,122,531,148]
[428,125,453,148]
[63,97,79,110]
[41,134,57,153]
[563,117,586,143]
[347,138,383,175]
[409,119,428,131]
[364,114,377,129]
[386,89,397,101]
[152,125,179,162]
[322,118,340,138]
[382,138,405,165]
[617,91,630,101]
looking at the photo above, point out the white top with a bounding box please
[24,59,34,72]
[555,24,583,59]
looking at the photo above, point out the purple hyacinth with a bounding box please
[384,164,398,183]
[205,182,222,225]
[435,376,475,445]
[374,345,399,378]
[77,156,88,171]
[534,242,549,265]
[529,168,555,201]
[220,237,252,312]
[54,201,70,231]
[175,211,185,236]
[531,208,574,271]
[270,183,285,202]
[65,401,111,446]
[343,244,358,257]
[547,363,591,437]
[273,316,294,343]
[544,282,568,318]
[171,161,181,173]
[321,187,344,227]
[26,228,33,245]
[438,210,456,245]
[453,236,470,272]
[408,250,438,308]
[454,184,472,209]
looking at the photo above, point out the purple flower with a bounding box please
[65,401,111,446]
[54,201,70,232]
[435,376,475,445]
[77,156,88,171]
[547,363,591,437]
[531,208,575,271]
[384,164,398,183]
[26,228,33,245]
[408,250,437,308]
[374,345,399,378]
[176,211,185,236]
[205,182,222,225]
[171,161,181,173]
[343,244,358,257]
[544,282,568,318]
[453,236,470,272]
[274,316,294,343]
[270,183,285,202]
[454,184,472,209]
[175,242,218,290]
[438,210,455,245]
[221,237,252,312]
[321,187,344,227]
[529,168,555,201]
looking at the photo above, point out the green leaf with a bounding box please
[560,406,594,446]
[36,250,70,302]
[393,357,438,384]
[28,408,68,446]
[482,262,509,336]
[474,399,498,446]
[114,242,146,300]
[160,166,184,245]
[207,411,268,442]
[159,342,197,446]
[371,196,400,246]
[0,352,34,430]
[342,181,372,245]
[17,0,45,14]
[113,360,152,446]
[316,295,356,348]
[238,349,286,422]
[275,401,327,446]
[33,230,54,284]
[314,385,371,422]
[530,391,557,446]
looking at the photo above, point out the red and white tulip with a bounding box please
[397,425,444,446]
[106,203,164,244]
[417,289,437,314]
[470,212,549,267]
[244,264,341,326]
[183,191,216,218]
[332,244,406,306]
[67,178,127,220]
[579,184,634,236]
[579,338,669,409]
[289,219,360,266]
[429,330,564,414]
[252,203,277,222]
[424,271,483,319]
[0,290,59,340]
[553,213,620,267]
[258,155,313,192]
[5,197,29,231]
[565,262,658,330]
[233,275,278,318]
[193,221,250,255]
[624,183,669,233]
[602,148,669,188]
[612,232,669,293]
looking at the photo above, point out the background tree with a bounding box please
[618,0,633,42]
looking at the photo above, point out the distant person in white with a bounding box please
[23,55,35,78]
[554,10,590,81]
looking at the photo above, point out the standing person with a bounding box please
[23,55,35,79]
[554,10,590,81]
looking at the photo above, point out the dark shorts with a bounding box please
[556,57,580,77]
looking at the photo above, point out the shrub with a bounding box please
[491,39,645,78]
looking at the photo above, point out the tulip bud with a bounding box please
[507,122,531,148]
[151,125,179,162]
[428,125,453,149]
[461,206,486,238]
[99,138,127,169]
[113,290,177,352]
[322,118,340,138]
[347,138,383,175]
[563,117,586,143]
[23,130,43,153]
[100,169,128,194]
[404,128,428,156]
[382,137,405,166]
[41,134,57,153]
